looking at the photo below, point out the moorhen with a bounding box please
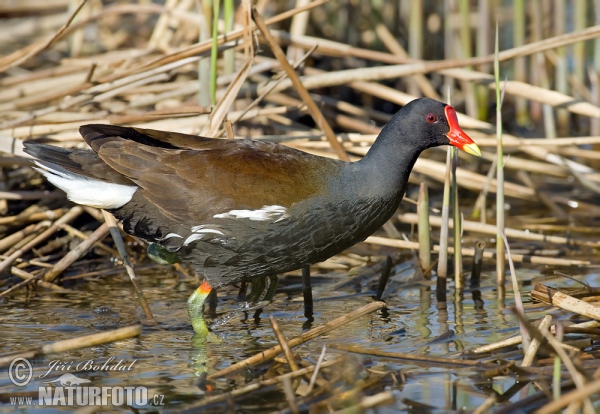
[23,97,480,334]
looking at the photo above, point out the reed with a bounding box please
[417,182,431,271]
[494,22,505,285]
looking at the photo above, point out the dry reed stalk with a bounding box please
[10,267,69,292]
[252,8,348,161]
[451,148,463,289]
[436,148,451,301]
[439,68,600,119]
[339,146,535,199]
[0,325,142,366]
[0,206,83,274]
[374,24,440,99]
[522,314,553,367]
[188,357,342,409]
[470,320,600,354]
[408,0,423,98]
[282,376,299,414]
[365,236,590,266]
[0,221,50,253]
[513,311,595,413]
[286,0,311,64]
[336,79,590,175]
[517,171,568,219]
[397,213,600,247]
[60,223,118,256]
[99,0,329,83]
[0,0,88,72]
[494,25,505,285]
[331,392,395,413]
[473,395,497,414]
[202,58,253,137]
[536,377,600,414]
[43,222,109,282]
[207,301,385,379]
[101,210,155,326]
[269,315,299,372]
[417,183,431,272]
[548,292,600,321]
[257,25,600,96]
[305,345,327,395]
[329,343,481,367]
[0,207,66,226]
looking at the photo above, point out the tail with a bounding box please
[23,141,138,210]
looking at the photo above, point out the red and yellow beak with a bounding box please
[444,106,481,157]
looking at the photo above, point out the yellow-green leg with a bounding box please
[187,280,212,336]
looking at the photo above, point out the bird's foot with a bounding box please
[187,281,211,336]
[147,243,180,265]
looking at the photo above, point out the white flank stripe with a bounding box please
[190,225,224,235]
[182,227,225,246]
[183,234,204,246]
[213,205,289,222]
[33,162,137,209]
[162,233,183,240]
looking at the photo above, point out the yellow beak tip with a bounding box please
[462,143,482,157]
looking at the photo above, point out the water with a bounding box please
[1,258,598,412]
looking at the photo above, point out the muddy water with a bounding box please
[1,260,598,412]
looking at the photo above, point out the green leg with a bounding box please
[147,242,180,265]
[187,281,211,336]
[263,275,279,303]
[247,277,266,303]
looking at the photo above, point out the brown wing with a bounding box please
[79,125,340,224]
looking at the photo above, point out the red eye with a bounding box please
[426,113,437,123]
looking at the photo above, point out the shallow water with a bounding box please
[1,258,599,412]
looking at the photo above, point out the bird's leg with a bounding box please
[263,275,279,303]
[187,280,211,335]
[241,276,278,311]
[302,265,314,320]
[147,243,180,265]
[246,277,266,305]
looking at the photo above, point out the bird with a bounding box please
[23,97,480,335]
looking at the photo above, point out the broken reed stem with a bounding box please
[305,345,327,395]
[436,148,452,301]
[207,301,385,379]
[501,233,530,353]
[0,325,141,366]
[522,314,553,367]
[101,210,156,326]
[550,291,600,321]
[251,7,349,161]
[495,22,506,285]
[417,182,431,272]
[269,315,299,372]
[470,239,486,286]
[282,376,299,414]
